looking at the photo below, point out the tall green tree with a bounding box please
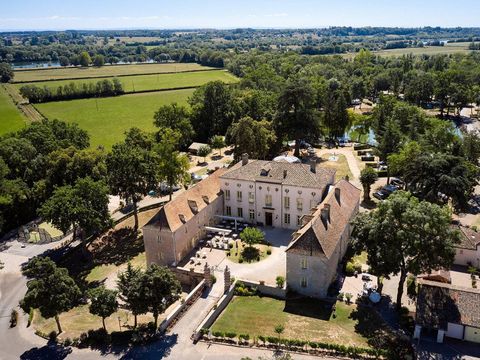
[79,51,91,67]
[155,129,190,201]
[359,167,378,202]
[117,263,147,328]
[275,75,320,157]
[153,103,194,149]
[20,257,81,333]
[352,191,460,310]
[0,62,14,82]
[106,135,159,231]
[226,117,276,161]
[142,265,181,328]
[210,135,225,157]
[88,286,118,331]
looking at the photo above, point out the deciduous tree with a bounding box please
[88,286,118,331]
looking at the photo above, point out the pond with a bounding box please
[12,61,61,69]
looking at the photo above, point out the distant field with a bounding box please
[0,85,26,134]
[35,88,195,149]
[342,43,473,59]
[13,63,214,82]
[109,36,161,44]
[15,70,238,93]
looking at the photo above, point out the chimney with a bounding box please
[321,203,330,225]
[335,188,341,203]
[283,169,287,179]
[310,159,316,173]
[242,153,249,166]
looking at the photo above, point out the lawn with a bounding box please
[35,88,195,149]
[318,153,353,181]
[14,69,238,93]
[14,62,214,82]
[0,85,26,135]
[86,252,146,283]
[211,296,370,347]
[33,305,158,340]
[341,43,472,59]
[228,241,271,263]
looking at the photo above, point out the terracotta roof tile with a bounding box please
[286,179,361,258]
[455,225,480,250]
[144,168,226,232]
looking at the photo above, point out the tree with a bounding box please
[197,145,211,164]
[352,191,460,310]
[462,131,480,164]
[0,62,14,83]
[40,177,112,245]
[117,263,147,328]
[20,257,81,333]
[155,129,190,201]
[275,75,320,157]
[376,119,402,161]
[106,135,159,230]
[189,81,237,141]
[210,135,225,157]
[153,103,194,149]
[79,51,91,67]
[88,286,118,331]
[226,117,276,161]
[240,227,264,248]
[359,167,378,202]
[275,276,285,288]
[93,54,105,67]
[142,264,181,328]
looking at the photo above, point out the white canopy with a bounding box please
[204,226,232,234]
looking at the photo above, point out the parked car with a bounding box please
[191,173,203,183]
[299,140,312,149]
[382,184,398,194]
[390,178,404,187]
[373,190,389,200]
[159,182,181,194]
[361,274,372,281]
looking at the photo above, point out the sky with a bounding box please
[1,0,479,31]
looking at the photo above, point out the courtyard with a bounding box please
[178,225,292,285]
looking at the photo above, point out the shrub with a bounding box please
[225,331,236,339]
[239,334,250,341]
[258,335,266,344]
[212,331,224,338]
[345,293,353,304]
[239,258,244,263]
[27,307,34,327]
[353,262,362,273]
[337,292,344,301]
[9,309,18,328]
[266,249,272,255]
[63,338,72,347]
[211,274,217,284]
[345,262,355,276]
[276,276,285,288]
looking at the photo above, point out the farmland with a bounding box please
[13,62,214,82]
[15,70,238,93]
[0,85,26,134]
[35,88,195,149]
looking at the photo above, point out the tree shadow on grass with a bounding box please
[283,297,334,321]
[20,341,72,360]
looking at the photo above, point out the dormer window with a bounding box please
[179,214,186,223]
[202,195,210,204]
[188,200,198,214]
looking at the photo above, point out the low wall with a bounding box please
[159,279,206,333]
[240,279,286,299]
[193,282,236,340]
[171,266,205,289]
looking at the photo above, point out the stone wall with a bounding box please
[240,279,287,299]
[171,266,205,289]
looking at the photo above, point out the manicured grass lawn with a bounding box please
[228,241,271,263]
[86,252,146,283]
[33,305,156,340]
[0,85,26,135]
[38,221,63,237]
[211,296,370,347]
[318,153,353,181]
[35,88,195,149]
[14,62,213,82]
[14,70,238,93]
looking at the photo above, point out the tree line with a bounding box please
[19,78,124,103]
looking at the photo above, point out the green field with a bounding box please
[14,63,214,82]
[15,70,238,93]
[0,85,26,134]
[35,88,194,149]
[342,42,473,59]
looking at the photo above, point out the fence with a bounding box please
[159,279,206,333]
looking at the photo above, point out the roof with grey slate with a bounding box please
[220,159,336,189]
[416,279,480,329]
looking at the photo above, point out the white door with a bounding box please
[446,322,464,340]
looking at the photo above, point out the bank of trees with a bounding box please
[20,78,124,103]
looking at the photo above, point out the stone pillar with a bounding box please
[413,324,422,339]
[224,266,231,293]
[204,263,212,287]
[437,329,445,343]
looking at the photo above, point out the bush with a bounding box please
[9,309,18,328]
[345,262,355,276]
[63,338,72,347]
[276,276,285,288]
[258,335,266,344]
[211,274,217,284]
[266,249,272,255]
[212,331,224,338]
[239,334,250,341]
[49,331,58,342]
[353,262,362,273]
[337,292,344,301]
[87,328,110,345]
[225,331,236,339]
[345,293,353,304]
[27,307,34,327]
[238,258,244,263]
